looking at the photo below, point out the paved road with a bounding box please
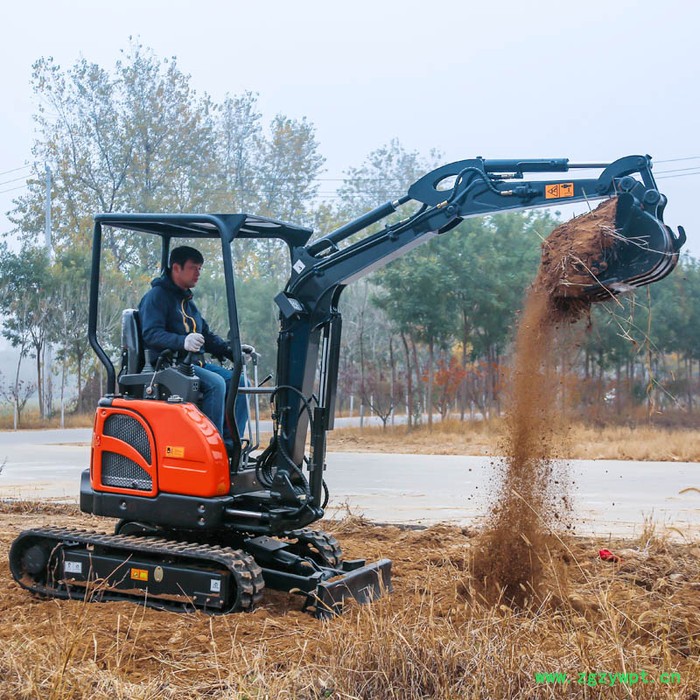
[1,429,698,538]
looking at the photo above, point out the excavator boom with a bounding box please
[301,155,683,298]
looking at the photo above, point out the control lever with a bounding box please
[153,348,173,372]
[145,349,174,398]
[177,351,196,376]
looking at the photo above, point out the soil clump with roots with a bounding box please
[539,196,619,319]
[472,199,619,607]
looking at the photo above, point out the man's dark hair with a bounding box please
[169,246,204,269]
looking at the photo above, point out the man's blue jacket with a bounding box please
[138,274,230,364]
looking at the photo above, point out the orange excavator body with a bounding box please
[91,398,230,499]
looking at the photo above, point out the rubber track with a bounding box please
[10,527,265,613]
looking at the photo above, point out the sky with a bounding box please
[0,0,699,254]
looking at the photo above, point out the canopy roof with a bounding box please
[94,212,314,249]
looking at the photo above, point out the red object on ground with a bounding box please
[599,549,620,563]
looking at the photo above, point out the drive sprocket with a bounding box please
[282,528,343,568]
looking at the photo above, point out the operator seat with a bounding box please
[121,308,146,375]
[117,309,155,395]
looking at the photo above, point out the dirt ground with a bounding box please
[0,502,698,699]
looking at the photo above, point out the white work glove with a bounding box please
[184,332,205,352]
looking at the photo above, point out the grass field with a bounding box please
[327,419,700,462]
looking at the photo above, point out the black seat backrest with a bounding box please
[121,309,145,375]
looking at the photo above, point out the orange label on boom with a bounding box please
[131,568,149,582]
[545,183,574,199]
[166,445,185,458]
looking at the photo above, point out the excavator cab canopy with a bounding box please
[89,213,313,393]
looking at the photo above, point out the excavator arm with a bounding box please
[290,154,682,300]
[264,155,684,520]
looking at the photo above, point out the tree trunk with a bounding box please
[389,336,396,425]
[400,332,413,429]
[427,338,434,428]
[358,307,366,405]
[12,349,24,431]
[35,347,43,419]
[645,345,654,420]
[60,357,66,429]
[460,309,469,421]
[410,337,422,424]
[494,347,501,416]
[487,346,498,418]
[76,349,84,412]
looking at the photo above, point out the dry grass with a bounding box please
[0,410,93,431]
[328,419,700,462]
[0,505,698,699]
[568,424,700,462]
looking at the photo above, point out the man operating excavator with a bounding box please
[138,245,248,449]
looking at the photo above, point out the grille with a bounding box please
[103,413,151,463]
[101,451,152,491]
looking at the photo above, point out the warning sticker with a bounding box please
[131,568,149,582]
[210,579,221,593]
[64,560,82,574]
[545,183,575,199]
[165,445,185,458]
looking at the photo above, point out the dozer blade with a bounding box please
[305,558,393,619]
[582,192,685,301]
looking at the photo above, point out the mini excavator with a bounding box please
[9,155,685,617]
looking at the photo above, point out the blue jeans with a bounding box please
[193,363,249,447]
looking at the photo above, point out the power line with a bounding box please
[0,174,31,187]
[655,156,700,164]
[315,177,406,182]
[0,184,28,195]
[654,166,700,175]
[0,157,698,202]
[656,170,700,181]
[0,164,31,177]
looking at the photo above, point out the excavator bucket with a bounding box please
[593,193,685,297]
[541,193,685,305]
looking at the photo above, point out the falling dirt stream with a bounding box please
[472,198,619,606]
